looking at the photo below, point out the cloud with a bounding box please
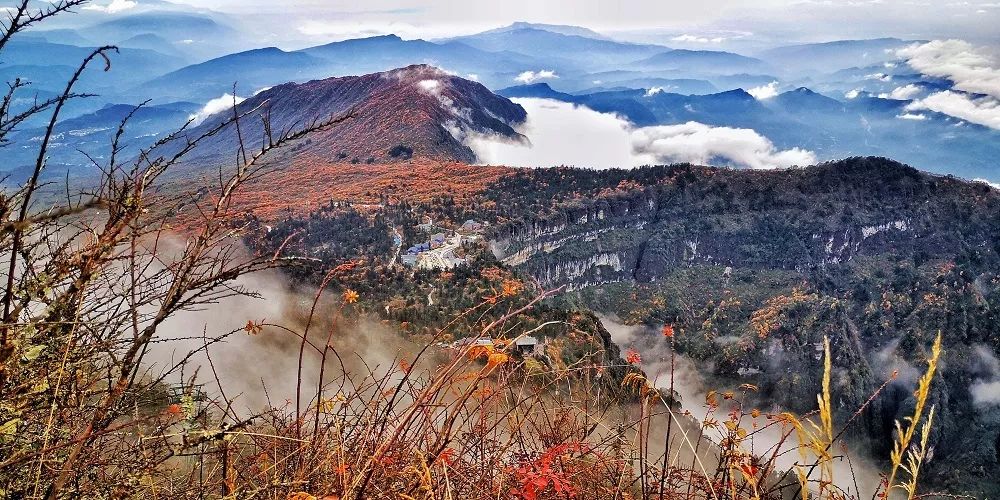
[879,83,923,100]
[645,87,665,97]
[514,70,558,84]
[906,90,1000,129]
[417,79,441,93]
[895,40,1000,129]
[974,178,1000,189]
[82,0,137,13]
[467,98,637,169]
[671,34,725,43]
[188,93,246,126]
[897,112,928,120]
[467,98,815,170]
[747,81,780,100]
[631,122,817,169]
[865,72,893,82]
[845,89,863,99]
[897,39,1000,97]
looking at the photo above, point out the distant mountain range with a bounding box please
[5,12,992,183]
[498,83,1000,179]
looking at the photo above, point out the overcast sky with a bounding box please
[155,0,1000,48]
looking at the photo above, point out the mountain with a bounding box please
[140,34,541,101]
[298,34,537,82]
[154,65,527,173]
[497,82,577,101]
[468,21,612,40]
[447,27,666,70]
[759,38,920,75]
[3,40,186,86]
[479,158,1000,494]
[631,49,769,74]
[18,28,94,46]
[80,12,233,45]
[116,33,188,60]
[140,47,328,101]
[2,101,197,180]
[496,83,1000,178]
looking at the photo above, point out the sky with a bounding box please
[99,0,1000,49]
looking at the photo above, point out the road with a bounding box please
[388,227,402,267]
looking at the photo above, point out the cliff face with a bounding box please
[481,157,1000,494]
[488,159,1000,289]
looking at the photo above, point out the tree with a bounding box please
[0,3,349,496]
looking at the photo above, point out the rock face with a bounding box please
[488,158,1000,289]
[156,64,527,173]
[482,157,1000,495]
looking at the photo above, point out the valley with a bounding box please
[3,3,1000,498]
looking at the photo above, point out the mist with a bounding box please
[468,98,816,170]
[599,314,882,497]
[144,259,421,417]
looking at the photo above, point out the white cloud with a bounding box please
[897,39,1000,97]
[188,93,246,126]
[417,79,441,92]
[467,98,637,169]
[631,121,816,169]
[645,87,665,97]
[467,98,815,170]
[671,34,725,43]
[906,90,1000,129]
[747,81,780,100]
[865,72,893,82]
[879,84,923,100]
[845,88,863,99]
[895,40,1000,128]
[897,112,928,120]
[974,178,1000,189]
[82,0,137,13]
[514,70,558,84]
[466,73,480,81]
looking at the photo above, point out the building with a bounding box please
[514,336,540,356]
[430,233,447,248]
[450,337,495,349]
[459,219,483,234]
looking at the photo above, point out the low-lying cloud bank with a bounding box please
[631,122,816,170]
[897,40,1000,130]
[469,98,816,170]
[189,93,246,126]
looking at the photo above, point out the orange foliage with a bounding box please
[229,160,513,221]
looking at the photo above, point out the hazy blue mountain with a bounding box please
[631,49,769,74]
[79,12,234,44]
[18,29,94,46]
[496,84,1000,178]
[758,38,921,75]
[3,102,198,179]
[593,78,718,95]
[141,34,546,101]
[497,82,577,101]
[140,47,328,100]
[299,34,537,78]
[466,21,612,40]
[3,39,187,93]
[447,27,666,69]
[116,33,189,60]
[78,12,243,61]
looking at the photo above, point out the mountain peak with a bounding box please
[156,66,527,170]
